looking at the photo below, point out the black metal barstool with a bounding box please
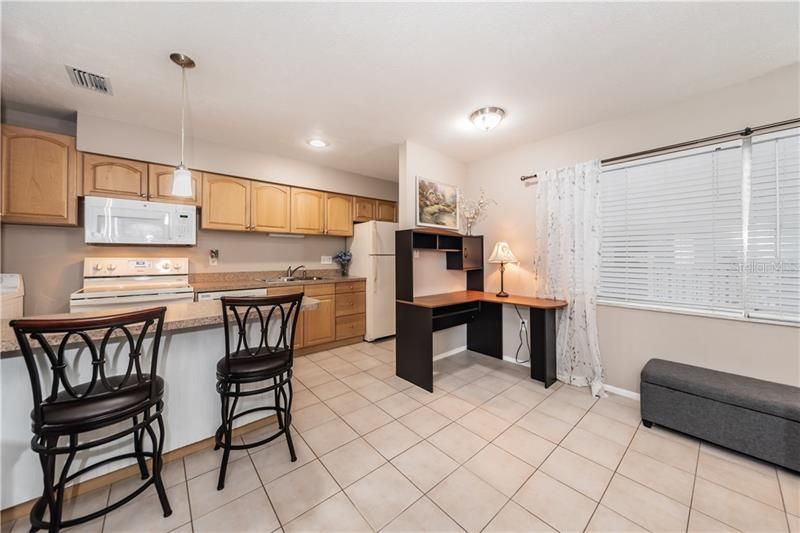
[10,307,172,533]
[215,293,303,490]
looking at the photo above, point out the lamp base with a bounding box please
[495,291,509,298]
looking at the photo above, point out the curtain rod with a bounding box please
[519,117,800,182]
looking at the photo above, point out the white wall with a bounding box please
[398,141,469,353]
[466,63,800,392]
[77,114,398,201]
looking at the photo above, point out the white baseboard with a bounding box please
[604,384,640,401]
[433,346,468,361]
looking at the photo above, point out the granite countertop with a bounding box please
[191,273,366,293]
[0,297,319,356]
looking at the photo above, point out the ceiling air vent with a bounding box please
[65,65,113,95]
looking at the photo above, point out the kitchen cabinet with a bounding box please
[335,281,366,340]
[290,187,325,234]
[147,164,202,206]
[303,286,337,346]
[353,197,376,222]
[201,173,251,231]
[252,182,290,233]
[325,193,354,236]
[376,200,397,222]
[83,154,148,199]
[1,125,79,226]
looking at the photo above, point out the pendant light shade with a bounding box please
[172,164,193,197]
[170,53,195,197]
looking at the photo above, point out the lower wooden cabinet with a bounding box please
[303,294,336,346]
[1,125,78,226]
[336,314,366,340]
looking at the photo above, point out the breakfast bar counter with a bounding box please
[0,297,318,510]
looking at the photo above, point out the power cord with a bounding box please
[514,305,531,364]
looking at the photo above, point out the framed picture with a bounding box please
[416,176,460,230]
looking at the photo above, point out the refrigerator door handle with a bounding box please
[372,257,379,291]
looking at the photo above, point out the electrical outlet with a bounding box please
[209,249,219,266]
[520,318,528,329]
[321,255,332,264]
[413,250,420,259]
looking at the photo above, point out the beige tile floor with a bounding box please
[5,341,799,533]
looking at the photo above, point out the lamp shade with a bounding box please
[171,165,193,197]
[488,241,518,264]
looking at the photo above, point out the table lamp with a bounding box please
[488,241,518,297]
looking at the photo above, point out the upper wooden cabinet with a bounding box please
[325,193,354,236]
[83,154,148,199]
[354,197,376,222]
[201,173,251,231]
[147,164,202,206]
[252,182,290,233]
[376,200,397,222]
[290,187,325,234]
[1,125,78,226]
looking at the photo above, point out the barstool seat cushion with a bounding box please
[38,375,165,428]
[217,349,292,379]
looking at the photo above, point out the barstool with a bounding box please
[215,293,303,490]
[10,307,172,533]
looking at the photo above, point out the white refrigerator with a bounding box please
[348,220,397,341]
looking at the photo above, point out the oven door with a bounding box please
[84,196,196,245]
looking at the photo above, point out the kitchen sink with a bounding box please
[257,276,329,283]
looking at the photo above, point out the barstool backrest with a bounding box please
[220,293,304,361]
[10,307,167,426]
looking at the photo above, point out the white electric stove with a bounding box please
[69,257,194,313]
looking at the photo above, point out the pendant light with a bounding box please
[170,53,196,197]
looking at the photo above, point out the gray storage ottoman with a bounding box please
[641,358,800,472]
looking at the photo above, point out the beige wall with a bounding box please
[398,140,469,353]
[1,224,345,316]
[77,114,398,201]
[466,64,800,391]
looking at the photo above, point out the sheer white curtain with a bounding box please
[533,160,605,396]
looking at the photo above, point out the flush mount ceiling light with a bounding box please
[470,106,506,132]
[170,53,196,197]
[306,138,329,148]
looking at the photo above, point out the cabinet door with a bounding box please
[83,154,148,199]
[353,197,376,222]
[147,164,202,205]
[290,187,325,234]
[303,294,336,346]
[1,125,78,226]
[252,182,290,233]
[462,236,483,270]
[376,200,397,222]
[201,173,251,231]
[325,193,354,236]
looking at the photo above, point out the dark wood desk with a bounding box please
[396,291,568,392]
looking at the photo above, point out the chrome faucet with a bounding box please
[286,265,306,278]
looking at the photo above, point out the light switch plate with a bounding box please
[321,255,333,264]
[413,250,420,259]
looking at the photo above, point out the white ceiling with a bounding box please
[2,2,798,181]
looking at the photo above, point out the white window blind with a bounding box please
[747,129,800,321]
[599,126,800,324]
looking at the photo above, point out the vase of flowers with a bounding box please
[334,250,352,277]
[461,189,496,236]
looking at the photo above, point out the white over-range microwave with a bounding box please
[84,196,197,245]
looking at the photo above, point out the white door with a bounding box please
[366,255,396,340]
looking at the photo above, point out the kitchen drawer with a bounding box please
[336,314,365,340]
[336,280,366,294]
[267,285,304,296]
[304,283,335,297]
[335,291,365,317]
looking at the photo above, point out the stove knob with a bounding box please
[172,263,182,271]
[93,263,103,271]
[107,264,117,272]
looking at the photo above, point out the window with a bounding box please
[599,127,799,324]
